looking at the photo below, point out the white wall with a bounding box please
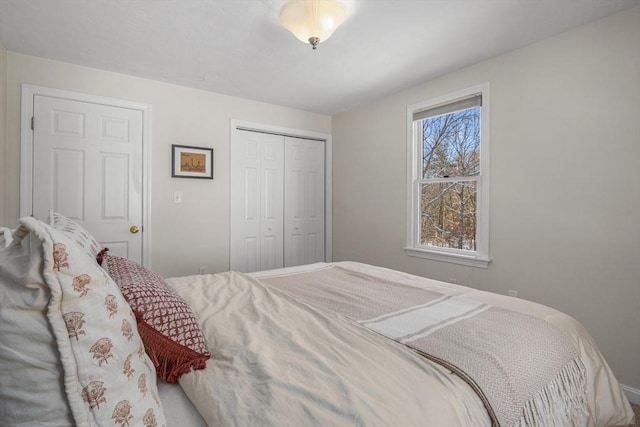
[0,41,7,227]
[332,7,640,390]
[2,52,331,277]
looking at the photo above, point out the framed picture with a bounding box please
[171,144,213,179]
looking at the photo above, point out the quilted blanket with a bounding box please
[259,264,589,427]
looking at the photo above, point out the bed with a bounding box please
[0,215,634,427]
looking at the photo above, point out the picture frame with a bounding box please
[171,144,213,179]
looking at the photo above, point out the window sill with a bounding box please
[404,247,491,268]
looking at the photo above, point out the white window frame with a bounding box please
[405,83,491,268]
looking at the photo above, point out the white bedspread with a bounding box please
[168,271,490,426]
[252,262,634,427]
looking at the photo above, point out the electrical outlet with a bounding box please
[174,191,182,204]
[508,290,519,298]
[198,266,206,275]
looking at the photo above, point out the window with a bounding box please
[405,84,490,267]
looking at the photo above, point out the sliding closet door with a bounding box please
[230,130,284,272]
[284,137,325,267]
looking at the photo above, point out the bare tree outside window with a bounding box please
[419,107,480,250]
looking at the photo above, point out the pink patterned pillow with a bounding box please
[102,255,210,383]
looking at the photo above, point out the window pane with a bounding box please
[420,181,477,250]
[421,107,480,179]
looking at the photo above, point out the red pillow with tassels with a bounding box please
[102,254,210,383]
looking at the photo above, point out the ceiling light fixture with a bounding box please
[279,0,347,50]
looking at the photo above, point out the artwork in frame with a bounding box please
[171,144,214,179]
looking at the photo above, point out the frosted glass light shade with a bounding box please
[279,0,346,49]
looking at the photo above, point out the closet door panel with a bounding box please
[231,130,284,272]
[304,141,325,265]
[284,137,325,267]
[260,135,284,271]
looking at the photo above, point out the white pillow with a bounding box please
[1,218,167,427]
[0,225,75,425]
[0,227,12,246]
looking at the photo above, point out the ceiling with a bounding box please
[1,0,638,115]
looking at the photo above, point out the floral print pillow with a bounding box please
[22,217,166,427]
[49,211,102,259]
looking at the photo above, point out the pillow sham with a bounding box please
[0,226,75,426]
[49,211,102,260]
[0,226,12,246]
[1,218,166,427]
[102,255,210,383]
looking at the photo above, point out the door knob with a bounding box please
[130,225,140,234]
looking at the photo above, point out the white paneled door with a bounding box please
[230,129,325,273]
[31,95,144,262]
[230,130,284,272]
[284,137,325,267]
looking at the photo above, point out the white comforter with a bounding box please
[167,262,633,426]
[254,262,635,427]
[168,271,489,426]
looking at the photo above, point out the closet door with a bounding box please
[284,137,325,267]
[230,131,284,272]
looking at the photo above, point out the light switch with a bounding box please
[174,191,182,204]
